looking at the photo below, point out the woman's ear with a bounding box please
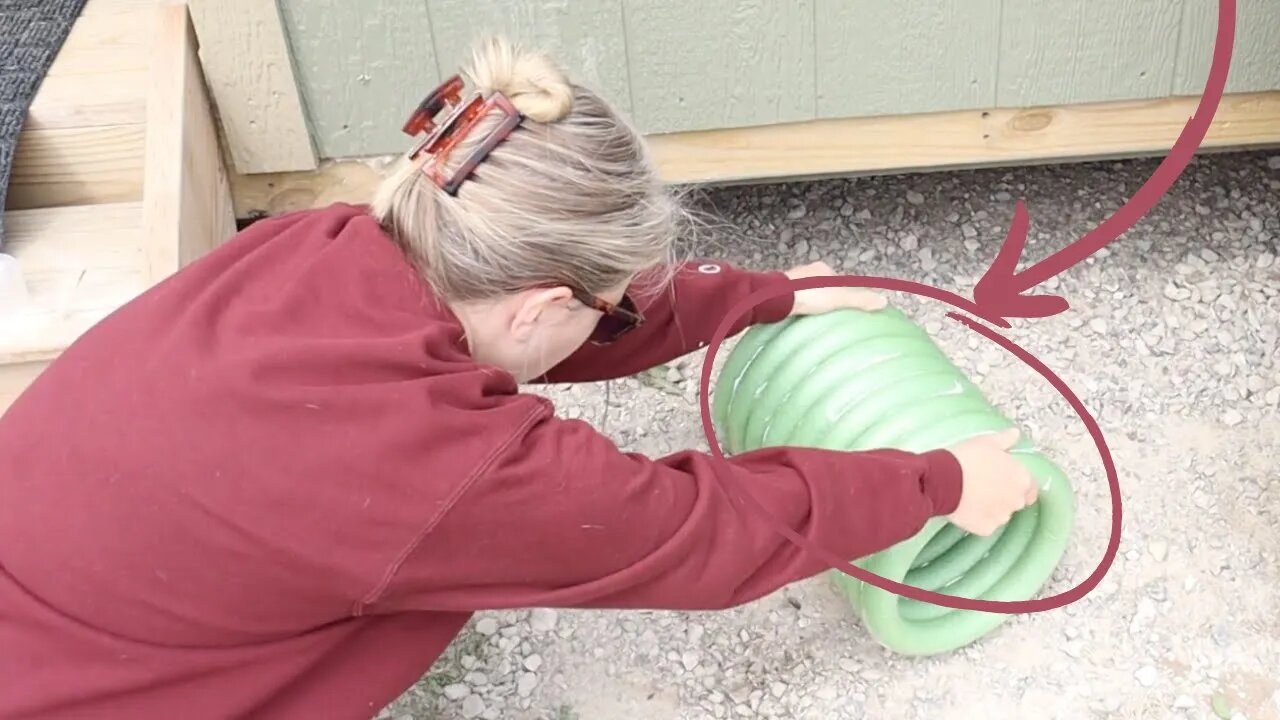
[508,286,573,342]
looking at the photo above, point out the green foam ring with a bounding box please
[711,307,1076,656]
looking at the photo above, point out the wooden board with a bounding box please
[998,0,1184,107]
[7,0,152,210]
[622,0,816,134]
[814,0,999,119]
[24,70,149,130]
[428,0,633,117]
[186,0,317,173]
[6,125,146,210]
[230,90,1280,216]
[277,0,440,159]
[0,203,148,365]
[143,2,237,280]
[79,0,162,17]
[0,362,48,416]
[47,1,151,78]
[1175,0,1280,95]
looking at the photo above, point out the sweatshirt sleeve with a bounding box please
[363,404,963,615]
[532,260,795,384]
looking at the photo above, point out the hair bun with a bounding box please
[464,36,573,123]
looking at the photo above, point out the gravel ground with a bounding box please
[380,149,1280,720]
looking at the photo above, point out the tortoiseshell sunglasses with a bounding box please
[531,282,644,345]
[575,286,644,345]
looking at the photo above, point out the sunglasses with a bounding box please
[530,283,644,345]
[574,287,645,345]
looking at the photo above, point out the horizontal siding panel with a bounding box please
[998,0,1184,107]
[623,0,815,134]
[278,0,440,158]
[1174,0,1280,94]
[815,0,999,119]
[428,0,633,118]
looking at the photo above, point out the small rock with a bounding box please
[857,209,872,220]
[962,224,978,238]
[786,205,807,220]
[906,190,925,205]
[1267,155,1280,170]
[464,672,488,686]
[816,687,838,701]
[1258,252,1276,269]
[517,672,539,697]
[1221,409,1244,426]
[681,650,701,671]
[1089,318,1108,334]
[1135,665,1159,687]
[524,654,543,672]
[1211,624,1231,646]
[995,190,1012,201]
[475,618,499,636]
[530,608,559,633]
[443,683,471,700]
[919,248,937,272]
[1200,248,1221,262]
[1173,694,1196,709]
[899,234,919,251]
[770,682,787,698]
[461,695,485,719]
[964,239,980,252]
[1149,540,1169,562]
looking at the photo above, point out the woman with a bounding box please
[0,38,1035,719]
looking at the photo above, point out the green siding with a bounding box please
[1174,0,1280,94]
[998,0,1184,107]
[815,0,1000,118]
[273,0,1280,159]
[622,0,815,134]
[428,0,633,117]
[278,0,439,158]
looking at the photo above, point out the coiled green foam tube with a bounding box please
[711,307,1075,656]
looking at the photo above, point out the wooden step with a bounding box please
[1,2,235,416]
[0,203,148,364]
[6,0,154,210]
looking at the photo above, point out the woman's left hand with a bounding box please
[783,261,888,316]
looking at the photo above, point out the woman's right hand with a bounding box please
[944,428,1038,536]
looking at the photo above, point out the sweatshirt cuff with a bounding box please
[749,271,795,324]
[919,449,964,516]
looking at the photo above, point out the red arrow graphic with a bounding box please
[970,0,1237,328]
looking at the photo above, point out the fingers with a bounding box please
[848,289,889,311]
[975,427,1020,451]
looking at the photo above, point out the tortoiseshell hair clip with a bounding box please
[401,74,523,195]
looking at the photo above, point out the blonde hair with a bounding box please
[371,36,684,303]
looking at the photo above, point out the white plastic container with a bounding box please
[0,253,29,310]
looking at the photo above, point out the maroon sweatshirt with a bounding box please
[0,203,962,719]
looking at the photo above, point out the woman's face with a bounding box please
[465,279,630,383]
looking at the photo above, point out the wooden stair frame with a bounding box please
[1,1,235,413]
